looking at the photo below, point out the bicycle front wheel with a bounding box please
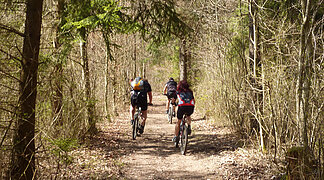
[180,125,188,155]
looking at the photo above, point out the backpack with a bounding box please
[131,77,144,91]
[178,91,195,106]
[167,81,177,92]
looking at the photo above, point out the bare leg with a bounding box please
[171,98,176,112]
[175,119,181,136]
[187,116,192,126]
[166,99,170,111]
[141,110,148,126]
[130,105,135,120]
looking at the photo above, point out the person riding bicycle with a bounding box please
[172,80,195,142]
[130,77,153,134]
[163,77,177,117]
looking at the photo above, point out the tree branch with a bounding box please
[0,23,25,37]
[0,48,22,63]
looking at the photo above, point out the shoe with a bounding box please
[172,136,178,142]
[138,125,145,134]
[130,119,134,125]
[173,112,175,117]
[166,110,169,114]
[188,125,191,135]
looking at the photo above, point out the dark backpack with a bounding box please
[178,91,195,106]
[167,81,177,92]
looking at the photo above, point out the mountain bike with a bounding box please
[164,94,176,124]
[175,114,189,155]
[132,106,142,140]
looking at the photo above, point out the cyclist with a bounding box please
[163,77,177,116]
[172,80,195,142]
[130,77,153,134]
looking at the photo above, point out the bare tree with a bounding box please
[248,0,264,150]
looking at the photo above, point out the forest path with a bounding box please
[109,94,276,179]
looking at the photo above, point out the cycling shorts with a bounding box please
[131,92,148,111]
[177,106,194,120]
[167,91,177,100]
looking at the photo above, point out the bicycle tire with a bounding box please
[180,124,188,155]
[168,105,173,124]
[175,133,179,148]
[132,116,138,140]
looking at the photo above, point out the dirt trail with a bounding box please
[52,95,278,179]
[113,95,277,180]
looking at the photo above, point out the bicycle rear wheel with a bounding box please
[180,125,188,155]
[132,117,138,140]
[168,105,173,124]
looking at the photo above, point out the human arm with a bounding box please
[163,84,167,94]
[148,91,153,105]
[145,81,153,105]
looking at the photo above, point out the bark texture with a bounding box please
[11,0,43,179]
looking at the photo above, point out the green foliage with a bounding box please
[49,138,79,165]
[226,4,249,65]
[62,0,135,34]
[39,53,53,69]
[147,40,179,80]
[263,0,301,23]
[133,0,192,46]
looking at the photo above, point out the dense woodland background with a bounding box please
[0,0,323,179]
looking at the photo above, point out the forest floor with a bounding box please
[62,94,281,179]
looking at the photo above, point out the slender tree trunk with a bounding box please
[102,32,111,120]
[133,35,137,78]
[179,39,188,81]
[53,0,65,126]
[104,51,109,119]
[111,60,117,115]
[248,0,258,133]
[249,0,264,150]
[80,28,96,134]
[297,0,314,150]
[142,61,146,79]
[11,0,43,179]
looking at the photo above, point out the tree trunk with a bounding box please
[53,0,65,126]
[111,60,118,116]
[10,0,43,179]
[142,62,146,79]
[249,0,264,150]
[80,28,96,134]
[133,35,137,78]
[102,32,111,121]
[296,0,315,151]
[179,39,188,81]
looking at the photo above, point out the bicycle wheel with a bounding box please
[168,105,173,124]
[180,124,188,155]
[132,116,138,140]
[175,133,179,148]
